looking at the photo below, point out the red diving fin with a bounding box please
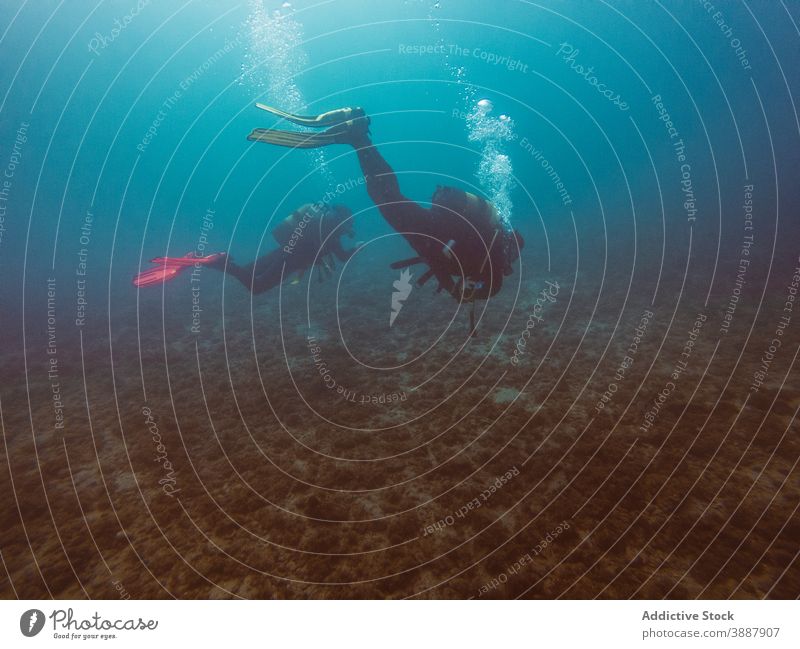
[132,252,225,287]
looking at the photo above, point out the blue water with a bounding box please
[0,0,797,375]
[1,0,798,324]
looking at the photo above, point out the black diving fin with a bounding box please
[247,127,342,149]
[247,115,370,149]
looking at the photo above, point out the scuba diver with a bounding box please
[245,103,524,331]
[133,203,358,293]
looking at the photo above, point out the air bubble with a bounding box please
[463,102,516,227]
[241,0,334,186]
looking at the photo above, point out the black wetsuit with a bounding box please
[353,137,512,301]
[222,213,355,294]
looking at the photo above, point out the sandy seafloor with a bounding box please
[1,240,799,600]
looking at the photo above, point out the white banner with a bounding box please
[0,600,797,648]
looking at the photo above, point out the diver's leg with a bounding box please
[348,136,456,294]
[217,260,259,293]
[351,136,431,233]
[219,251,286,294]
[248,252,291,294]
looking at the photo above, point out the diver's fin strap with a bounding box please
[390,256,424,270]
[247,128,339,149]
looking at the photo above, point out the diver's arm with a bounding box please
[427,259,458,297]
[329,238,356,262]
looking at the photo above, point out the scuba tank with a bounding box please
[431,185,506,290]
[431,186,500,235]
[271,203,323,247]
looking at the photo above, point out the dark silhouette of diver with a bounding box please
[132,203,357,292]
[218,203,358,293]
[245,104,524,330]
